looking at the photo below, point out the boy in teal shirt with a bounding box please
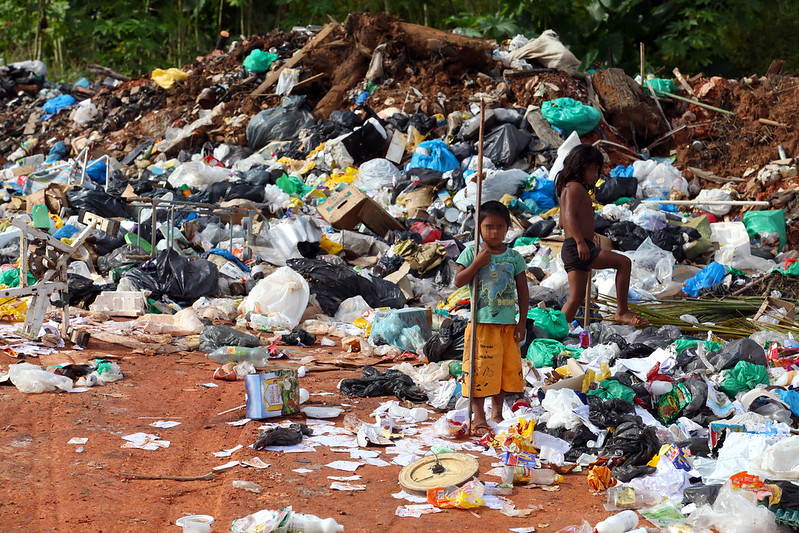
[454,200,528,437]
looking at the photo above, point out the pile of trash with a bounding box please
[0,12,799,532]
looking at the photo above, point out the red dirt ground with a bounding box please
[0,340,655,532]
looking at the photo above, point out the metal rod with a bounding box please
[642,199,771,206]
[467,100,486,436]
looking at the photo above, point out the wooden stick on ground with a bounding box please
[584,274,591,328]
[87,64,130,82]
[120,472,215,482]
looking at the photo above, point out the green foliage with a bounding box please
[0,0,795,83]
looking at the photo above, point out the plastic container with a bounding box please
[31,204,50,229]
[208,346,270,367]
[287,512,344,533]
[594,510,639,533]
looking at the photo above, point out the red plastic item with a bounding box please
[410,221,442,243]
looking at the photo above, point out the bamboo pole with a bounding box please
[467,100,486,436]
[642,199,771,207]
[652,88,736,115]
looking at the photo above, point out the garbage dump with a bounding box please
[2,12,799,532]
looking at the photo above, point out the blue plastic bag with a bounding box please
[682,261,726,297]
[86,159,107,184]
[43,94,76,115]
[519,178,556,214]
[610,164,634,178]
[408,139,459,173]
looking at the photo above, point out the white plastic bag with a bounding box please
[695,188,733,215]
[540,388,583,430]
[276,68,300,96]
[334,295,372,323]
[134,308,204,335]
[634,161,688,198]
[238,267,310,329]
[751,434,799,479]
[355,158,402,190]
[167,160,230,191]
[8,362,73,393]
[684,478,777,533]
[73,99,98,124]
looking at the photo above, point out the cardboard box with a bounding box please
[754,296,795,323]
[541,358,586,392]
[317,184,403,238]
[244,368,300,419]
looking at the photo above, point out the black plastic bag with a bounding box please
[281,329,316,346]
[588,396,639,428]
[595,177,637,204]
[330,110,362,130]
[339,366,427,402]
[408,113,436,134]
[604,221,650,251]
[423,318,468,362]
[448,141,473,161]
[287,258,406,315]
[89,229,126,257]
[191,180,265,204]
[67,188,127,218]
[244,164,281,186]
[341,121,387,163]
[523,219,556,239]
[253,423,312,449]
[199,325,261,353]
[604,422,661,482]
[483,123,532,167]
[122,249,218,301]
[684,338,767,373]
[68,273,104,307]
[246,95,315,150]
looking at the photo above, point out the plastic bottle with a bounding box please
[207,346,270,367]
[594,510,640,533]
[502,466,563,485]
[286,513,344,533]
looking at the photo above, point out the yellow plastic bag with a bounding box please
[0,297,27,321]
[428,480,485,509]
[319,235,342,255]
[151,68,189,89]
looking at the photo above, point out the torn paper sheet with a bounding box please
[213,460,240,472]
[392,491,428,504]
[227,418,251,427]
[212,444,243,457]
[363,457,391,467]
[325,460,364,472]
[391,454,419,467]
[328,475,361,481]
[121,433,170,450]
[240,457,270,469]
[68,437,88,445]
[201,382,219,388]
[330,482,366,491]
[509,528,537,533]
[293,468,315,474]
[395,504,442,518]
[150,420,182,429]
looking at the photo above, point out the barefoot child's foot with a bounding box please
[614,311,648,327]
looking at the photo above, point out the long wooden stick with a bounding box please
[120,472,215,481]
[467,100,486,436]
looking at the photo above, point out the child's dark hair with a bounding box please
[555,143,604,198]
[479,200,511,226]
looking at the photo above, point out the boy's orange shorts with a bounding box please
[462,323,524,398]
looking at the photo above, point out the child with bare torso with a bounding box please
[557,144,646,327]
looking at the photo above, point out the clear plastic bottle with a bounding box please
[286,513,344,533]
[594,510,640,533]
[207,346,270,367]
[501,466,563,485]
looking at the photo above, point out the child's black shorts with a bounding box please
[562,237,601,272]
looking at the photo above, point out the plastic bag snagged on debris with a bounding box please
[199,325,262,353]
[246,95,315,150]
[339,366,427,402]
[122,250,219,301]
[238,267,310,329]
[541,97,601,135]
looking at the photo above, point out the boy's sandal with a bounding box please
[470,423,494,439]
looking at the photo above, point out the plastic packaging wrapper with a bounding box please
[541,97,601,135]
[246,95,315,150]
[339,365,427,402]
[199,325,261,353]
[8,362,73,393]
[287,258,406,316]
[121,249,218,301]
[238,267,309,329]
[427,480,485,509]
[369,309,432,353]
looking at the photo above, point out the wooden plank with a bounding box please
[672,68,696,96]
[250,22,338,96]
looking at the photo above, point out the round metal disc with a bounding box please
[398,452,479,494]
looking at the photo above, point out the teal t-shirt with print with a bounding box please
[456,245,527,324]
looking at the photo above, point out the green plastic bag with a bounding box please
[276,175,311,196]
[243,49,278,74]
[587,379,635,403]
[719,360,768,398]
[541,97,601,135]
[644,78,676,94]
[742,210,786,251]
[673,338,723,354]
[0,268,35,288]
[526,338,582,368]
[513,236,539,248]
[528,307,569,340]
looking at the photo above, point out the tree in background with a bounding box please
[0,0,795,82]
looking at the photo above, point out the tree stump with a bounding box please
[590,68,668,144]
